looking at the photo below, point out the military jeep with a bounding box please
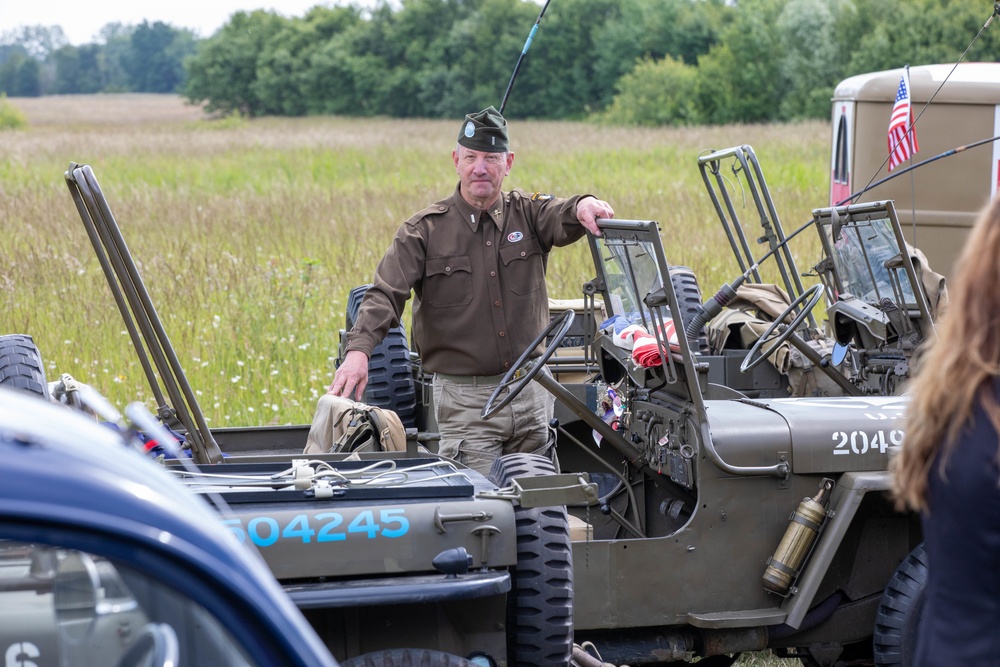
[535,145,931,666]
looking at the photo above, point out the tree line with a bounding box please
[3,0,999,126]
[0,22,195,96]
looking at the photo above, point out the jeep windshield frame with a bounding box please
[586,220,791,480]
[813,200,935,329]
[817,203,917,306]
[587,219,705,404]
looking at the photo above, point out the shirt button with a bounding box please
[445,266,451,272]
[494,300,501,307]
[490,271,496,277]
[499,331,505,338]
[486,241,492,247]
[520,251,526,257]
[439,206,446,211]
[504,362,511,369]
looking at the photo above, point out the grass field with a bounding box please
[3,94,828,432]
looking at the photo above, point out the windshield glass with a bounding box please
[599,237,664,324]
[827,216,917,305]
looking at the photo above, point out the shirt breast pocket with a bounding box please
[424,255,473,308]
[500,241,544,295]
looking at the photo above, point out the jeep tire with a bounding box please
[0,334,50,399]
[668,266,709,353]
[873,543,929,666]
[488,453,573,667]
[339,649,477,667]
[341,285,418,428]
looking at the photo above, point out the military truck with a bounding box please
[830,61,1000,278]
[3,136,943,667]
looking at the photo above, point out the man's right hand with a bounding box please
[328,350,369,402]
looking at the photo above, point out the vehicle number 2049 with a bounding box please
[222,509,409,547]
[832,429,903,455]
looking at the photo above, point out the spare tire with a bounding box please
[0,334,50,399]
[339,285,418,428]
[669,266,709,353]
[339,649,477,667]
[488,453,573,667]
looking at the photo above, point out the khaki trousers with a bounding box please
[433,370,556,477]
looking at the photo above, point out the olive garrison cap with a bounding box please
[457,105,509,153]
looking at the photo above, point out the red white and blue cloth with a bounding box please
[600,314,679,368]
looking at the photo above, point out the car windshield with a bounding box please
[0,541,257,667]
[827,216,917,305]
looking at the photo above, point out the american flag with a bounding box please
[887,71,918,171]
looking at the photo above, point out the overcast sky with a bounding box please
[1,0,369,45]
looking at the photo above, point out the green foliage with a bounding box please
[599,56,700,126]
[777,0,839,120]
[51,44,104,94]
[127,21,197,93]
[1,21,196,96]
[592,0,725,112]
[695,0,787,125]
[96,24,133,92]
[0,49,41,97]
[184,10,290,116]
[0,93,26,129]
[437,0,538,117]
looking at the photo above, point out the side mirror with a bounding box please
[831,342,850,367]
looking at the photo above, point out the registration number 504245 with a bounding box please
[222,509,409,547]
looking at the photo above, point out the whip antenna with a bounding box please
[499,0,553,115]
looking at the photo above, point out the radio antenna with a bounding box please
[499,0,553,115]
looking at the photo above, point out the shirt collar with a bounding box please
[451,183,505,231]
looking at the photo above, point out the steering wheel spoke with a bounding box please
[740,284,824,373]
[481,310,576,419]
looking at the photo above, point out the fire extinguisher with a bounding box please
[763,478,835,595]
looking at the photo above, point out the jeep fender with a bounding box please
[780,470,893,629]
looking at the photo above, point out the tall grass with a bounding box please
[1,94,829,429]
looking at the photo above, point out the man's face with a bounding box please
[453,145,514,208]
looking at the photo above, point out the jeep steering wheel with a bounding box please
[481,309,576,420]
[740,284,824,373]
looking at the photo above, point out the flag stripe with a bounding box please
[887,71,919,171]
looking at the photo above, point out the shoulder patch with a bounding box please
[531,192,555,201]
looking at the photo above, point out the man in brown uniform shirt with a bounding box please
[329,106,614,475]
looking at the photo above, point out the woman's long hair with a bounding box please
[893,195,1000,512]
